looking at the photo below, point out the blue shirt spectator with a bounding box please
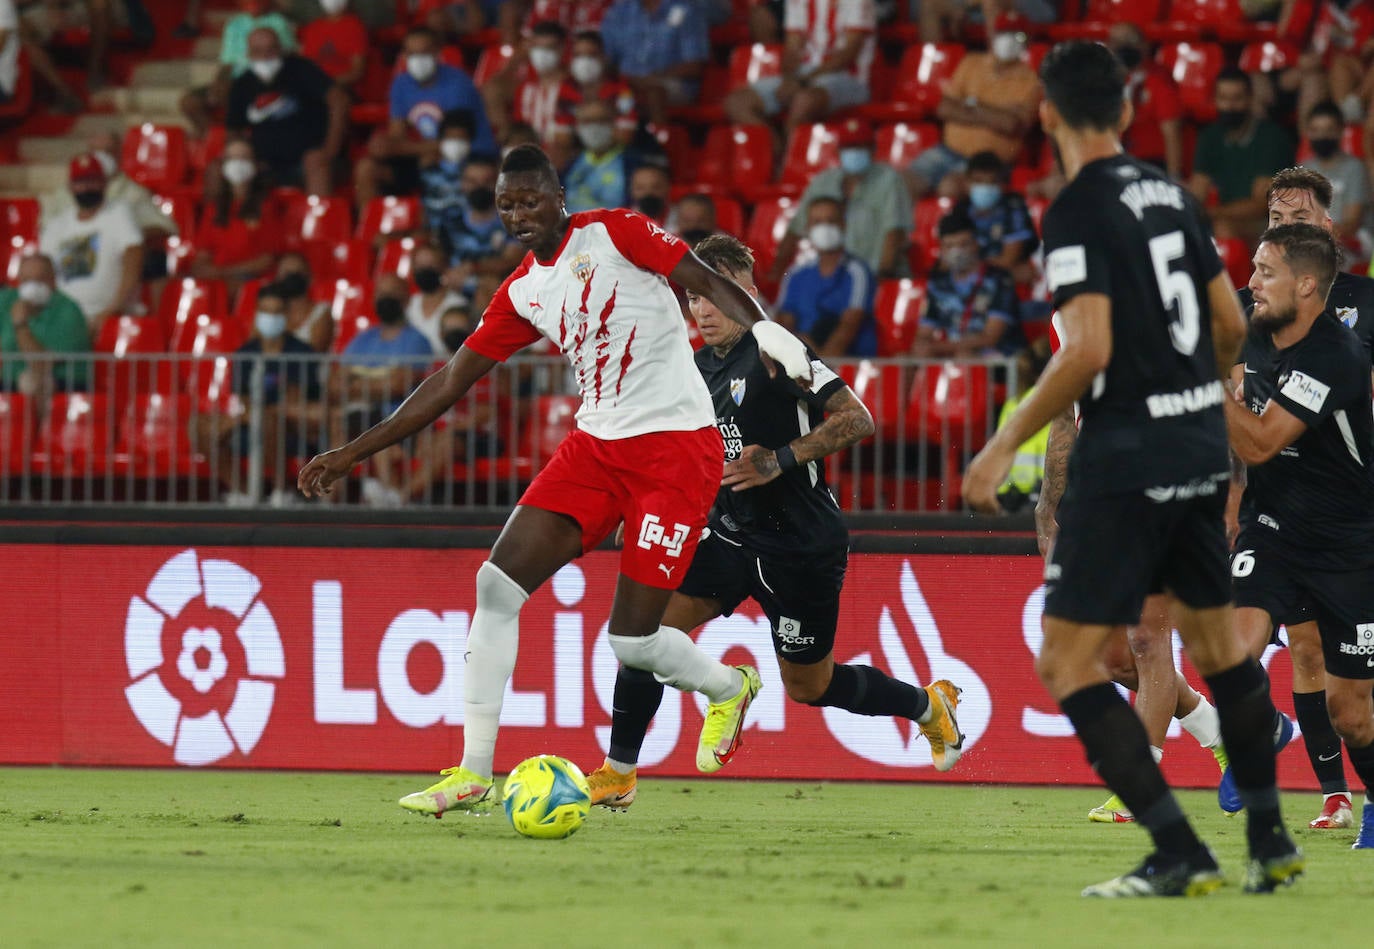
[956,191,1037,262]
[918,264,1019,356]
[564,146,633,213]
[342,324,435,367]
[233,334,321,404]
[445,205,516,265]
[390,64,497,155]
[777,253,879,357]
[600,0,708,85]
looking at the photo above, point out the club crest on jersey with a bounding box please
[569,253,593,284]
[1337,306,1359,328]
[729,377,747,405]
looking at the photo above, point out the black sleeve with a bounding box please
[771,348,847,409]
[1271,330,1364,427]
[296,56,333,102]
[1041,189,1113,308]
[225,75,251,131]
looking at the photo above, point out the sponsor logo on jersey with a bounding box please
[1339,641,1374,657]
[729,377,746,405]
[1357,624,1374,646]
[569,252,593,284]
[1145,380,1224,418]
[1338,306,1359,328]
[636,513,690,558]
[776,616,815,654]
[1045,245,1087,293]
[1144,476,1221,503]
[1279,369,1331,414]
[1259,513,1280,530]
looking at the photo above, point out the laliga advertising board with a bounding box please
[0,544,1323,789]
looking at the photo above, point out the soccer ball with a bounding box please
[502,755,591,839]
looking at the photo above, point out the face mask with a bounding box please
[1217,109,1248,130]
[17,281,52,306]
[466,187,496,212]
[838,147,871,176]
[942,246,978,273]
[1114,45,1143,70]
[407,53,437,83]
[276,271,309,299]
[255,311,287,339]
[808,222,844,252]
[375,296,406,324]
[440,138,470,166]
[222,158,256,186]
[74,190,104,210]
[991,33,1023,62]
[320,0,348,13]
[635,195,667,220]
[577,122,614,153]
[528,47,561,75]
[414,267,443,293]
[1309,137,1341,160]
[442,327,470,352]
[569,55,602,85]
[968,183,1002,210]
[250,57,282,84]
[93,150,119,179]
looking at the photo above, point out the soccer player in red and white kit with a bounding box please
[298,145,814,815]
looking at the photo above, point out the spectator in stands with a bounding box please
[724,0,876,142]
[1302,101,1371,250]
[442,156,523,309]
[1109,22,1184,181]
[181,0,297,139]
[191,281,323,508]
[772,116,911,283]
[599,0,709,126]
[408,241,469,352]
[5,0,85,113]
[628,162,671,223]
[564,98,635,211]
[498,0,614,43]
[670,192,718,243]
[333,273,436,507]
[920,0,1054,44]
[774,197,879,357]
[910,211,1018,358]
[0,0,17,106]
[0,253,89,395]
[421,109,477,233]
[17,0,112,93]
[192,140,284,293]
[39,154,143,333]
[299,0,368,92]
[561,29,637,152]
[226,27,347,196]
[274,251,333,352]
[509,20,577,165]
[953,150,1037,280]
[421,0,489,39]
[356,26,498,208]
[1189,67,1296,240]
[908,25,1039,200]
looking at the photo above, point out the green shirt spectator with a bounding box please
[0,254,91,391]
[1193,117,1294,205]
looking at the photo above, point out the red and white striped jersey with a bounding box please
[513,78,573,144]
[465,209,715,439]
[783,0,877,82]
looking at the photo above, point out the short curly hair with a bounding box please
[692,234,756,282]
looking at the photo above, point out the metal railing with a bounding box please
[0,352,1019,512]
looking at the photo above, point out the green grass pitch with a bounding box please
[3,767,1372,948]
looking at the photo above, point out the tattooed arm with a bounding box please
[722,386,876,492]
[1033,406,1076,557]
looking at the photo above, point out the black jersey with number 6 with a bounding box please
[695,333,848,557]
[1238,311,1374,568]
[1042,155,1229,496]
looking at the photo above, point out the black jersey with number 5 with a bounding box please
[694,333,848,557]
[1238,311,1374,568]
[1042,155,1229,497]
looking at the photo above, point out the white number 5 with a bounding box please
[1149,230,1201,356]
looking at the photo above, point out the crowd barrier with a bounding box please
[0,352,1019,512]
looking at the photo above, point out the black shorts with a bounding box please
[1232,525,1374,680]
[677,528,846,665]
[1045,482,1232,627]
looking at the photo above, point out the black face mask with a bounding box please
[1113,45,1143,70]
[414,267,443,293]
[679,228,712,247]
[1310,137,1341,159]
[277,271,310,299]
[74,190,104,209]
[442,327,471,352]
[635,195,667,220]
[1217,109,1249,130]
[375,296,406,325]
[466,188,496,212]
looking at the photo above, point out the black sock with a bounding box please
[1293,690,1348,795]
[606,665,665,768]
[807,664,929,720]
[1060,683,1201,857]
[1204,660,1282,849]
[1346,740,1374,799]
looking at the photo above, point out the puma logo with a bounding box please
[657,563,675,580]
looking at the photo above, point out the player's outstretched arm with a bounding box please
[722,387,875,491]
[1033,406,1076,557]
[297,347,498,498]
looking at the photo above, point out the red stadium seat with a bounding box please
[648,123,693,180]
[529,395,579,462]
[1157,42,1223,123]
[92,315,171,406]
[696,124,774,197]
[778,122,840,191]
[864,44,964,122]
[150,192,198,243]
[711,196,745,237]
[1167,0,1242,34]
[375,236,420,282]
[231,278,265,331]
[190,356,241,415]
[121,123,188,192]
[164,235,197,277]
[874,122,940,169]
[873,279,927,356]
[848,360,907,441]
[356,196,422,243]
[914,361,990,448]
[0,392,32,474]
[186,125,227,184]
[1,236,37,283]
[1238,40,1301,73]
[0,47,34,122]
[743,196,802,295]
[729,43,782,86]
[117,393,200,477]
[33,392,114,475]
[1,197,40,242]
[668,62,731,125]
[302,238,373,286]
[909,196,955,275]
[331,279,375,353]
[1215,237,1253,291]
[282,192,354,249]
[171,312,247,362]
[158,277,229,343]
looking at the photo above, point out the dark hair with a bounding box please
[405,25,437,45]
[808,195,843,214]
[440,108,477,137]
[966,150,1005,177]
[1039,41,1125,131]
[572,30,604,50]
[1307,100,1344,126]
[937,210,977,238]
[257,281,287,307]
[1258,222,1340,299]
[1267,166,1334,211]
[1215,66,1251,94]
[531,19,568,40]
[679,191,716,211]
[693,234,755,280]
[498,143,560,189]
[632,162,671,182]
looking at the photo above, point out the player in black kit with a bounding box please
[584,235,967,809]
[964,41,1302,896]
[1226,223,1374,850]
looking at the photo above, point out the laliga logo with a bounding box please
[124,549,285,766]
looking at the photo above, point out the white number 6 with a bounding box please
[1231,548,1256,578]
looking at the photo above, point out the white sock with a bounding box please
[459,562,528,779]
[1150,745,1164,764]
[608,627,742,703]
[1177,696,1222,749]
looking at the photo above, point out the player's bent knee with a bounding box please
[1327,689,1374,744]
[786,673,829,705]
[475,561,529,618]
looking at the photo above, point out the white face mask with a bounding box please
[319,0,348,13]
[222,158,256,186]
[250,57,283,83]
[528,47,561,75]
[577,122,614,153]
[569,55,602,85]
[93,150,119,179]
[991,33,1023,62]
[18,281,52,307]
[255,311,288,340]
[440,138,471,165]
[808,222,844,252]
[407,53,437,83]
